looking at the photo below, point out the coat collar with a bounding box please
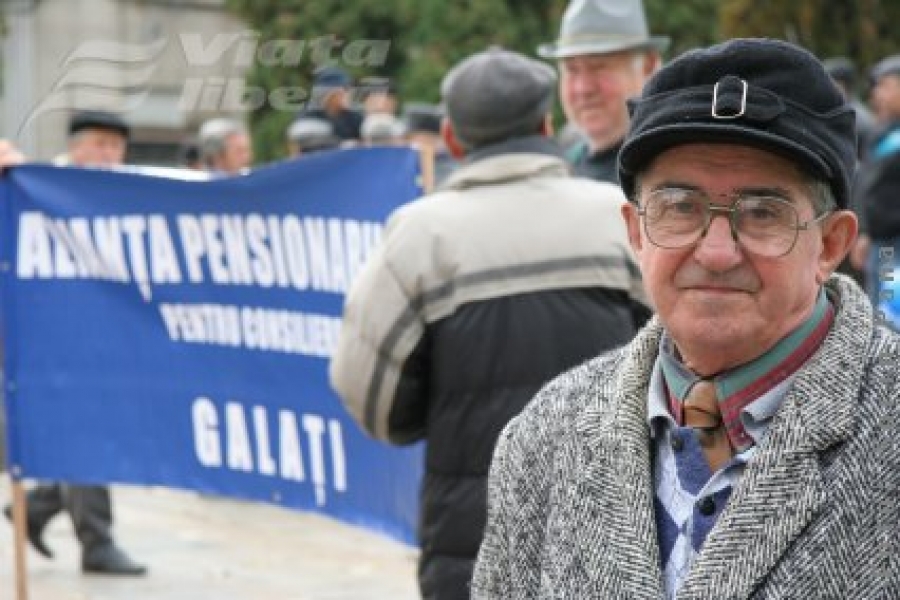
[437,139,570,192]
[463,134,564,163]
[572,275,871,598]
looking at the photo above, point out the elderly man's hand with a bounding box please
[0,140,25,171]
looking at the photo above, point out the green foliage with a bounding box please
[226,0,900,163]
[226,0,565,162]
[645,0,720,57]
[720,0,900,82]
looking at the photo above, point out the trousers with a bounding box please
[27,483,113,550]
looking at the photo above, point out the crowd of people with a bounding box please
[333,0,900,598]
[1,0,899,597]
[174,66,454,185]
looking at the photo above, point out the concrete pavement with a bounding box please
[0,480,419,600]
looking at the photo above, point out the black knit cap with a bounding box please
[618,38,857,209]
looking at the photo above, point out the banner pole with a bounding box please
[10,475,29,600]
[418,143,436,194]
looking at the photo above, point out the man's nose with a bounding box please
[569,73,598,96]
[693,213,743,271]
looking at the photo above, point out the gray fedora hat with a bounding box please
[538,0,670,59]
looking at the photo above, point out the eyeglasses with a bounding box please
[636,187,832,258]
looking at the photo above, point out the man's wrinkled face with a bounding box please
[68,128,127,167]
[364,91,397,116]
[622,143,855,375]
[323,88,350,113]
[220,132,253,175]
[559,51,651,153]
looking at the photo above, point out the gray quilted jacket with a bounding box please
[473,275,900,599]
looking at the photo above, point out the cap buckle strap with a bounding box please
[712,78,748,119]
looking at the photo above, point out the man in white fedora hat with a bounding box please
[539,0,668,182]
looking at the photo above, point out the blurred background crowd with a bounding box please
[3,1,900,166]
[4,0,899,308]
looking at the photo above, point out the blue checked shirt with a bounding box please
[646,357,795,599]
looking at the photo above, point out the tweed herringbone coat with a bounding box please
[472,275,900,599]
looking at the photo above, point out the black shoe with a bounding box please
[82,543,147,576]
[3,505,53,559]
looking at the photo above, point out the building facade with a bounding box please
[1,0,250,164]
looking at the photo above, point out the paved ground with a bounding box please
[0,479,419,600]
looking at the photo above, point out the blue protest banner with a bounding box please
[0,148,424,544]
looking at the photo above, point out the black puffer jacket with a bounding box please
[331,138,650,599]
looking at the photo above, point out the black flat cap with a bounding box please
[402,103,443,135]
[68,110,130,139]
[619,38,856,209]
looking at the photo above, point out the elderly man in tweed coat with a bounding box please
[473,38,900,599]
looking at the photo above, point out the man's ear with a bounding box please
[816,210,858,284]
[643,50,663,76]
[440,119,466,160]
[621,201,644,254]
[539,114,554,138]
